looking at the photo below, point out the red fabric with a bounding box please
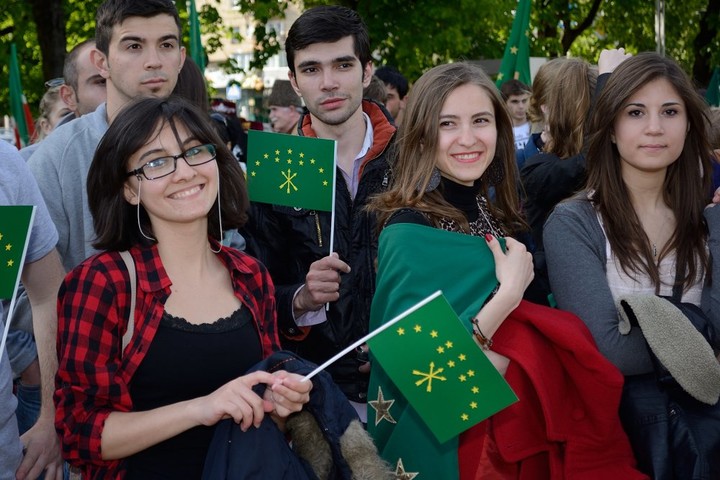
[459,301,648,480]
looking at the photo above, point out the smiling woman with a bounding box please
[54,96,312,479]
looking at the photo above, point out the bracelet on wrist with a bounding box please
[471,317,493,351]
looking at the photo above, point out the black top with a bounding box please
[126,307,261,479]
[388,177,503,239]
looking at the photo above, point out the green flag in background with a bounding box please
[495,0,532,87]
[368,291,517,444]
[706,67,720,107]
[247,130,336,211]
[9,43,35,148]
[0,206,35,299]
[189,0,206,72]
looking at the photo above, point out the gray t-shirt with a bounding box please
[0,140,58,479]
[27,103,109,272]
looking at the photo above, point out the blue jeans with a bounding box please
[15,382,41,436]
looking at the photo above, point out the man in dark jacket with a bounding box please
[242,5,396,421]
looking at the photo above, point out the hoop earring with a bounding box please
[210,163,222,254]
[483,158,505,186]
[416,167,441,193]
[135,178,156,242]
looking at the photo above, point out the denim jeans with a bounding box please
[15,382,41,436]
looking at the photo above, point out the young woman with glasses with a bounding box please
[54,96,311,478]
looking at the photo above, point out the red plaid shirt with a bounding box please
[54,242,279,479]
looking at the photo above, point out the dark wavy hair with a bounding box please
[88,95,248,251]
[369,62,526,235]
[285,5,371,75]
[586,52,712,291]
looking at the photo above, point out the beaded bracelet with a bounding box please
[471,317,493,351]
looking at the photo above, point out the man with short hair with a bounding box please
[267,79,303,134]
[29,0,185,272]
[243,5,396,421]
[60,39,107,118]
[500,79,532,151]
[374,65,408,125]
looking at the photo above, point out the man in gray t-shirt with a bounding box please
[0,140,65,479]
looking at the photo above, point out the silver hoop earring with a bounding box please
[210,163,222,254]
[135,178,156,242]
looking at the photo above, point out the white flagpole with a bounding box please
[304,290,443,381]
[325,141,338,311]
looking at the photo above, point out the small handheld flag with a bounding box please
[247,130,336,212]
[0,205,36,365]
[368,291,518,443]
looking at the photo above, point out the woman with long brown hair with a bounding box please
[545,52,720,478]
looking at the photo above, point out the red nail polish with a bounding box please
[485,233,493,242]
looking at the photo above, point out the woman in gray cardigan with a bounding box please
[544,53,720,479]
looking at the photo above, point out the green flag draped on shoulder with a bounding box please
[188,0,206,72]
[246,130,336,212]
[495,0,531,87]
[0,206,35,300]
[368,223,516,479]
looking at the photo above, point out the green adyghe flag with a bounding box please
[0,206,35,299]
[188,0,206,72]
[495,0,531,87]
[247,130,336,212]
[368,223,515,479]
[707,67,720,107]
[368,291,516,445]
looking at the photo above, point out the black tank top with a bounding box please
[125,306,262,479]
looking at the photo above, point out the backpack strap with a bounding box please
[118,250,136,354]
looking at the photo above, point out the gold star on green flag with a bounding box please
[247,130,336,211]
[0,206,35,299]
[368,291,517,444]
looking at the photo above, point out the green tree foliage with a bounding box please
[2,0,718,118]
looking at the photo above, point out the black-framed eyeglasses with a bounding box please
[44,77,65,89]
[127,144,217,180]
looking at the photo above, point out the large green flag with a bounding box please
[188,0,206,72]
[707,67,720,107]
[368,291,516,445]
[246,130,336,212]
[0,206,35,300]
[9,43,35,148]
[495,0,532,87]
[368,223,510,479]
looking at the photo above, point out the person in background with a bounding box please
[267,79,303,135]
[60,39,107,119]
[363,75,388,105]
[544,52,720,479]
[0,141,65,480]
[707,107,720,190]
[34,87,73,142]
[500,79,532,153]
[520,49,630,305]
[515,58,567,170]
[241,5,397,422]
[375,65,408,125]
